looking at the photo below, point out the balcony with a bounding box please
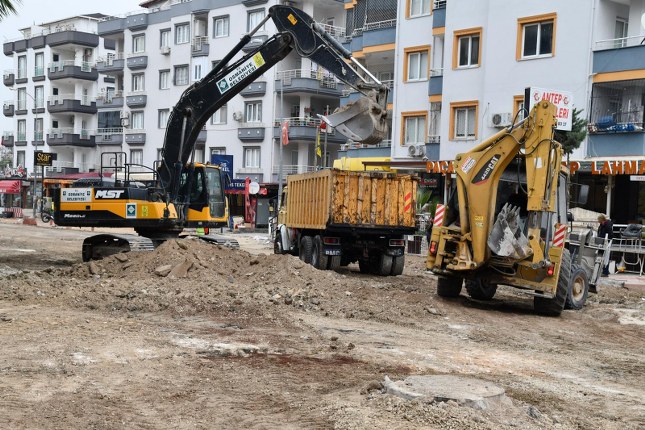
[341,80,393,107]
[240,81,267,97]
[95,127,124,145]
[32,131,45,147]
[47,94,97,114]
[593,36,645,74]
[126,53,148,70]
[96,53,125,74]
[271,164,316,182]
[345,19,396,54]
[3,101,14,117]
[191,36,209,57]
[46,30,99,48]
[14,100,27,115]
[237,123,266,142]
[48,61,98,81]
[15,132,27,146]
[96,91,124,109]
[272,117,348,144]
[428,70,443,96]
[125,13,148,31]
[589,79,644,138]
[3,41,13,56]
[125,130,146,145]
[433,0,446,28]
[47,128,96,147]
[3,70,14,86]
[1,132,14,147]
[276,69,344,97]
[32,67,46,82]
[126,93,147,108]
[44,160,95,175]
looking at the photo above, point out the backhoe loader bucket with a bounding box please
[320,92,388,145]
[488,204,532,260]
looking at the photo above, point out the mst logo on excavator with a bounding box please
[471,154,501,185]
[95,189,127,199]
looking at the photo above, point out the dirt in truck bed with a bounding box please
[0,221,644,429]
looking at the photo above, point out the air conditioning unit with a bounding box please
[160,46,171,55]
[416,144,425,157]
[232,111,244,121]
[120,110,129,119]
[490,112,513,128]
[407,144,426,158]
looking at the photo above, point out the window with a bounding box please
[130,149,143,165]
[132,34,145,53]
[131,111,144,130]
[17,55,26,79]
[34,86,44,109]
[17,120,26,141]
[211,104,227,124]
[159,70,170,89]
[17,150,25,167]
[453,28,481,68]
[98,111,121,129]
[175,23,190,44]
[247,9,266,32]
[213,15,229,38]
[34,53,44,76]
[34,118,43,141]
[174,65,189,86]
[450,101,478,140]
[158,109,169,128]
[408,0,430,18]
[245,101,262,123]
[428,102,441,140]
[513,95,526,121]
[244,147,260,168]
[614,19,628,48]
[193,63,202,81]
[17,88,26,110]
[517,13,556,60]
[404,46,430,82]
[401,112,427,145]
[160,29,170,48]
[132,73,145,92]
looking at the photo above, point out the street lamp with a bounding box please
[10,87,39,218]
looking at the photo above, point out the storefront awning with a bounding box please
[0,180,21,194]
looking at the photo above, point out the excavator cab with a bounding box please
[177,163,228,225]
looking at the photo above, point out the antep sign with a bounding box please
[34,151,56,167]
[527,87,573,131]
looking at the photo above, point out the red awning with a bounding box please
[0,180,21,194]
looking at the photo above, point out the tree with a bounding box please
[0,0,21,21]
[554,108,588,163]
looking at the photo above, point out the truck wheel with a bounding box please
[377,254,393,276]
[437,276,463,298]
[329,255,341,271]
[312,236,329,270]
[391,255,405,276]
[274,232,284,255]
[299,236,313,264]
[465,279,498,300]
[565,264,589,310]
[534,249,570,316]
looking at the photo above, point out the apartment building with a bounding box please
[94,0,349,183]
[2,14,111,176]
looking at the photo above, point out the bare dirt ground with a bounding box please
[0,221,644,429]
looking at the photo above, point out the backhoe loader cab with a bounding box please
[427,101,601,316]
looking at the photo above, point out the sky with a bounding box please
[0,0,140,132]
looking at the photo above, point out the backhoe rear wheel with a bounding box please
[534,249,570,316]
[465,279,498,300]
[437,276,463,298]
[565,264,589,310]
[299,236,313,264]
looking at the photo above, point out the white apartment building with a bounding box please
[94,0,349,183]
[2,14,112,175]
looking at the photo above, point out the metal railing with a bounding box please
[341,139,392,150]
[352,19,397,36]
[430,68,444,77]
[192,35,208,51]
[277,68,340,88]
[33,66,45,77]
[97,52,125,64]
[16,133,26,141]
[594,34,645,50]
[47,127,94,137]
[3,100,13,108]
[2,131,13,138]
[433,0,446,9]
[272,165,317,176]
[274,117,328,128]
[48,60,94,72]
[127,51,147,58]
[3,69,13,77]
[96,90,123,101]
[48,94,94,105]
[316,22,346,39]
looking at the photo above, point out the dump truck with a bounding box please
[274,169,417,275]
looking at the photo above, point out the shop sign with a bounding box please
[34,151,56,167]
[564,160,645,175]
[528,87,573,131]
[630,175,645,182]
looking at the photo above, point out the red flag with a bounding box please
[281,121,289,146]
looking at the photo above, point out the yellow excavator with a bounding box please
[427,100,604,316]
[54,5,389,261]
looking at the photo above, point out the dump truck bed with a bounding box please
[285,169,417,230]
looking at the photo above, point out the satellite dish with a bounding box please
[641,12,645,29]
[249,181,260,194]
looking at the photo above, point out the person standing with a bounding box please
[597,214,613,276]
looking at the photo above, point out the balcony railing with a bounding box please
[341,139,392,150]
[96,127,124,135]
[277,68,340,88]
[48,94,94,105]
[274,117,324,128]
[430,68,443,77]
[48,127,94,138]
[594,34,645,51]
[316,22,346,40]
[96,90,123,101]
[272,164,317,177]
[433,0,446,9]
[192,35,208,51]
[352,19,397,37]
[97,52,124,64]
[33,67,45,77]
[48,60,94,72]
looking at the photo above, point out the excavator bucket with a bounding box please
[320,92,388,145]
[487,204,532,260]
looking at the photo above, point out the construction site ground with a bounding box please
[0,219,643,429]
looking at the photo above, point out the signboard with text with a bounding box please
[211,154,233,178]
[527,87,573,131]
[34,151,56,167]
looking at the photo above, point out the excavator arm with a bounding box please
[158,5,389,200]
